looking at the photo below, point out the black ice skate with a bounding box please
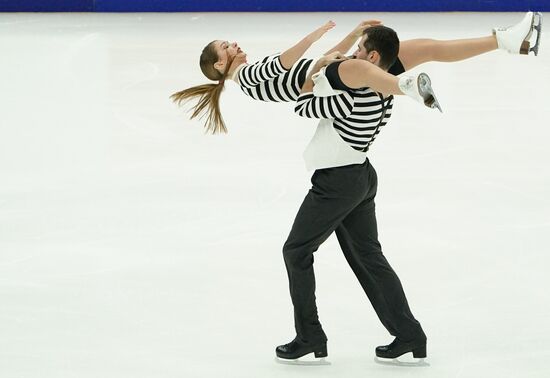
[275,338,328,362]
[375,336,427,360]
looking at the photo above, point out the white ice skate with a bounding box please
[398,73,442,113]
[493,11,543,56]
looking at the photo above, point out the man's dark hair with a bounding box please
[362,25,400,70]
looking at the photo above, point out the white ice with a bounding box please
[1,12,549,378]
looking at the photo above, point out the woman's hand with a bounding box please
[351,19,383,38]
[304,21,336,44]
[316,51,348,68]
[301,51,347,93]
[228,52,247,76]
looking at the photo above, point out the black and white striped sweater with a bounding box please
[234,54,313,102]
[295,60,404,152]
[234,54,404,151]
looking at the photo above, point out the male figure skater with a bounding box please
[276,12,542,362]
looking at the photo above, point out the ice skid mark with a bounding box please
[275,357,331,366]
[119,62,160,91]
[374,356,430,367]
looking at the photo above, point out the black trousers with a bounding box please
[283,159,424,344]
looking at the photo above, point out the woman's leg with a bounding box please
[398,12,542,71]
[398,36,498,71]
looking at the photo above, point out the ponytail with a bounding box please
[170,82,227,134]
[171,41,234,135]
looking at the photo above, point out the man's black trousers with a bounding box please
[283,159,424,344]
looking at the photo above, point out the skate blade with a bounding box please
[374,356,430,367]
[418,73,443,113]
[275,356,331,366]
[426,95,443,113]
[530,12,543,56]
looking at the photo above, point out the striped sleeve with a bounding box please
[294,92,354,119]
[238,54,288,89]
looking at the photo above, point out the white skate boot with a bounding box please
[398,73,442,113]
[493,11,543,55]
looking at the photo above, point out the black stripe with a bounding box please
[268,59,279,75]
[280,69,294,100]
[354,99,383,106]
[298,93,314,101]
[354,102,392,108]
[336,132,370,148]
[309,100,319,118]
[334,119,378,131]
[289,59,304,97]
[240,70,253,88]
[255,87,265,101]
[333,123,375,139]
[332,96,345,116]
[256,65,268,82]
[243,87,254,97]
[271,75,286,102]
[336,95,353,115]
[297,59,313,89]
[352,91,379,98]
[350,109,383,116]
[319,98,328,118]
[327,98,336,118]
[263,82,277,102]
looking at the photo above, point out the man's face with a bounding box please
[352,34,380,67]
[353,35,369,60]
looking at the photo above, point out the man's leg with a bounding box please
[334,162,426,358]
[278,163,370,359]
[335,226,424,341]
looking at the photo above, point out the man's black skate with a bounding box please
[375,336,427,359]
[275,338,328,360]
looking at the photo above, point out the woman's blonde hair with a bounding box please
[170,41,233,134]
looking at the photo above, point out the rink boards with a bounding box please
[1,0,549,12]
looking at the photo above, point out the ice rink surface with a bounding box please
[1,11,549,378]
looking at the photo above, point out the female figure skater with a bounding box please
[170,20,440,134]
[171,12,541,135]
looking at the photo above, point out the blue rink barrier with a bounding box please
[1,0,549,12]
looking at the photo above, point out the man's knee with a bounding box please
[283,242,315,269]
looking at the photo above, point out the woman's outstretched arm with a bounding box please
[324,19,382,56]
[278,21,336,69]
[236,21,336,89]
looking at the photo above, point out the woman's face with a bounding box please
[212,40,245,73]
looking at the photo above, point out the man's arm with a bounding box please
[337,59,402,95]
[295,52,354,120]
